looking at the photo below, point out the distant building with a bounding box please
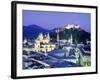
[33,33,56,55]
[48,49,78,64]
[23,38,27,44]
[64,24,80,29]
[67,34,73,45]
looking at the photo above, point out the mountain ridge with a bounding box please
[23,24,50,40]
[23,24,90,44]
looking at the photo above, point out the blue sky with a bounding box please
[23,10,91,32]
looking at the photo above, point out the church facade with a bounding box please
[33,33,56,55]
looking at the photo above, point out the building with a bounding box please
[64,24,80,29]
[33,33,56,54]
[67,34,73,45]
[48,48,79,64]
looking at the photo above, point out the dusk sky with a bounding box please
[23,10,91,32]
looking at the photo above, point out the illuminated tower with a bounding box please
[70,34,73,45]
[38,33,43,41]
[56,28,60,48]
[47,33,50,41]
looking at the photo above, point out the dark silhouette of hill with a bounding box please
[23,24,50,40]
[50,27,90,44]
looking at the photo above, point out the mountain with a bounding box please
[23,24,90,44]
[49,26,90,44]
[23,24,50,40]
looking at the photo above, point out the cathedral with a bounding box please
[33,33,56,54]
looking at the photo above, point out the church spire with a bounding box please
[70,34,73,45]
[47,33,50,40]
